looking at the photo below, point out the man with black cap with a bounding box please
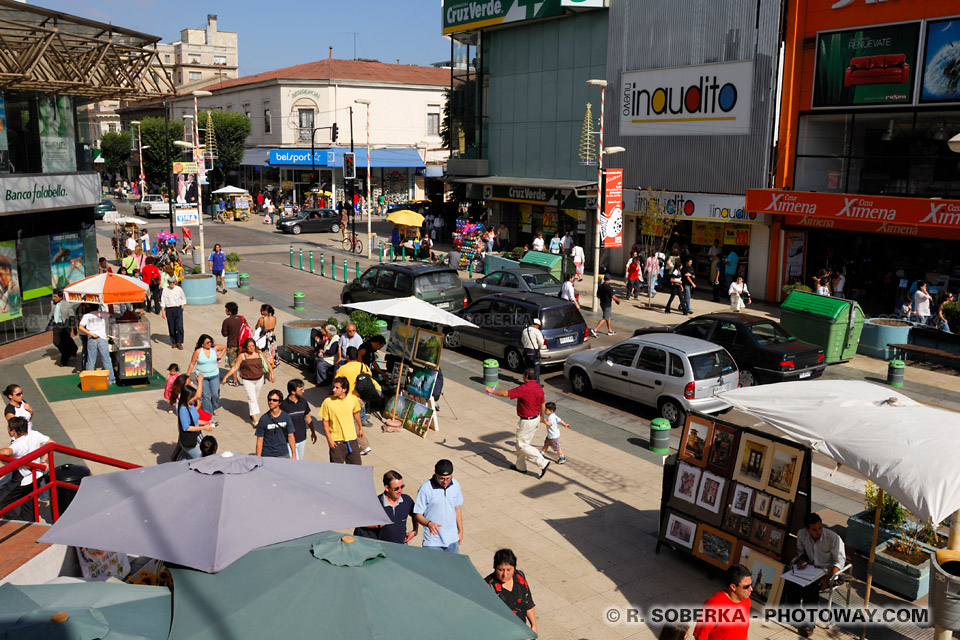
[486,368,551,478]
[413,459,464,553]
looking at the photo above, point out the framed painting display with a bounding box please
[693,524,739,571]
[766,527,786,555]
[749,519,771,548]
[765,444,805,501]
[734,434,775,490]
[383,394,410,421]
[663,510,697,550]
[407,367,439,398]
[695,471,726,514]
[729,483,754,517]
[737,516,754,539]
[722,510,741,535]
[706,422,740,476]
[768,497,792,526]
[739,544,785,606]
[673,462,701,505]
[679,416,712,468]
[402,401,434,438]
[753,492,772,518]
[387,322,417,359]
[412,328,443,369]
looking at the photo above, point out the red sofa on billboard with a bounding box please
[843,54,910,87]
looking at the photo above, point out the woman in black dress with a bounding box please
[484,548,537,634]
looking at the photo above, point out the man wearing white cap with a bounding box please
[520,317,546,384]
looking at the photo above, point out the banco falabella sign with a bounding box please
[620,60,754,136]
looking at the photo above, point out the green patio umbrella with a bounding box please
[168,532,536,639]
[0,581,171,639]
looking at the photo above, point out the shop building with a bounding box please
[0,4,173,356]
[756,0,960,309]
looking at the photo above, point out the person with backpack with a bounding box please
[335,346,377,454]
[224,337,275,426]
[221,302,247,387]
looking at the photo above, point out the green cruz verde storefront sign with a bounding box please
[443,0,563,34]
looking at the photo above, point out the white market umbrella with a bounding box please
[211,185,248,195]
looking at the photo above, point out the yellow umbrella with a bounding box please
[387,209,425,227]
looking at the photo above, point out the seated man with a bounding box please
[783,512,846,637]
[0,417,53,521]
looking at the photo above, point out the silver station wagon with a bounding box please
[563,333,740,428]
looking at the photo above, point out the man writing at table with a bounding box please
[783,512,846,637]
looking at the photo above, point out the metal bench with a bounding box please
[280,344,314,368]
[888,343,960,364]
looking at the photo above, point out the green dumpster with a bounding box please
[519,251,567,281]
[780,291,864,364]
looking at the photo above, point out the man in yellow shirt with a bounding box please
[319,377,363,465]
[335,346,380,432]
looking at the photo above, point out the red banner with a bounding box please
[602,168,623,248]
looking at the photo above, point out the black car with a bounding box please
[463,268,563,302]
[341,263,467,310]
[94,199,116,220]
[632,312,826,386]
[276,209,341,235]
[445,292,589,371]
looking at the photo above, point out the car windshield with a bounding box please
[541,305,583,329]
[414,271,460,294]
[689,350,737,380]
[747,322,796,345]
[521,272,561,288]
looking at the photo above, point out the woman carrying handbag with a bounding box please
[224,337,275,426]
[174,383,215,461]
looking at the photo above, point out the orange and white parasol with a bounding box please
[62,273,149,304]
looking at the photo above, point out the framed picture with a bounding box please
[753,492,772,518]
[402,401,434,438]
[679,416,712,468]
[383,394,410,421]
[739,544,785,606]
[412,328,443,369]
[749,519,770,548]
[765,444,805,501]
[706,423,740,476]
[673,462,702,505]
[663,511,697,549]
[387,322,417,359]
[768,497,791,526]
[695,471,726,514]
[693,524,739,570]
[729,483,754,517]
[734,434,775,490]
[737,516,754,539]
[407,367,439,399]
[722,510,741,535]
[766,527,786,554]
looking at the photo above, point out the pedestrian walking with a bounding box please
[560,272,580,309]
[813,269,831,296]
[49,290,78,366]
[163,364,180,413]
[175,383,214,461]
[520,318,546,384]
[78,306,115,385]
[0,418,53,521]
[485,549,537,634]
[664,261,687,314]
[413,459,464,553]
[160,277,186,349]
[486,368,551,478]
[390,225,401,260]
[281,378,316,460]
[693,564,752,640]
[561,231,572,254]
[223,337,275,426]
[681,258,696,315]
[831,268,846,298]
[728,276,750,312]
[725,248,739,285]
[626,255,642,300]
[335,347,379,438]
[141,257,162,314]
[209,244,226,294]
[139,229,150,252]
[540,401,570,463]
[590,274,621,337]
[936,292,954,332]
[532,232,545,252]
[571,243,585,281]
[3,384,34,430]
[255,389,297,459]
[221,302,244,386]
[255,304,279,368]
[354,470,420,543]
[185,334,226,416]
[548,233,562,254]
[644,251,659,301]
[496,223,510,251]
[319,376,364,465]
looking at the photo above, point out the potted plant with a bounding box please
[845,481,906,553]
[223,252,242,289]
[781,282,812,296]
[873,519,933,601]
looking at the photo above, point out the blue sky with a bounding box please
[42,1,451,74]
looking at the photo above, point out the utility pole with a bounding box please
[164,102,174,234]
[349,106,355,244]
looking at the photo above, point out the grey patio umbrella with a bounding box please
[39,452,390,573]
[167,532,537,639]
[0,581,171,639]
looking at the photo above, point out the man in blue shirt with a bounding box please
[413,459,464,553]
[725,249,739,284]
[356,470,419,544]
[208,243,227,294]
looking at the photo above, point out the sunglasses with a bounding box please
[267,397,281,403]
[390,484,405,490]
[12,392,22,396]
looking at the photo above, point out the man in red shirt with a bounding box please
[694,564,752,640]
[141,257,162,314]
[486,368,550,478]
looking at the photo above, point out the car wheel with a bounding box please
[331,223,340,233]
[292,225,302,235]
[739,369,759,387]
[444,330,461,349]
[569,369,592,396]
[658,397,686,428]
[505,347,524,372]
[341,293,353,305]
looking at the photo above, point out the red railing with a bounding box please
[0,442,140,523]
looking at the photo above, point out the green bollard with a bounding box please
[343,259,348,282]
[379,243,383,263]
[468,261,473,278]
[389,244,394,262]
[356,262,360,279]
[310,251,314,273]
[320,255,324,277]
[484,262,489,275]
[299,247,303,270]
[332,259,336,281]
[289,246,293,268]
[402,245,406,262]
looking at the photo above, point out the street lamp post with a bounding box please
[192,91,211,274]
[355,98,371,259]
[131,121,145,194]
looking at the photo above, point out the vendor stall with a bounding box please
[110,218,141,262]
[113,317,152,382]
[453,220,483,269]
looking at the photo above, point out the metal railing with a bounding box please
[0,443,140,523]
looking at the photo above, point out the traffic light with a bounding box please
[331,123,339,142]
[343,152,355,180]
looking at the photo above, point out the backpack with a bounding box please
[354,372,382,405]
[238,316,253,344]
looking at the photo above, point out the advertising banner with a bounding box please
[0,173,100,216]
[172,162,198,175]
[0,90,8,167]
[920,17,960,104]
[692,221,752,246]
[49,231,85,290]
[0,240,21,322]
[442,0,562,35]
[812,23,920,107]
[602,168,623,248]
[782,230,807,285]
[174,204,200,227]
[626,191,764,224]
[38,95,77,173]
[173,173,198,206]
[619,60,754,136]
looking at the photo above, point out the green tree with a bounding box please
[203,110,251,188]
[99,131,132,177]
[440,82,476,154]
[140,116,184,188]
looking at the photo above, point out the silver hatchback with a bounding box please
[563,333,740,427]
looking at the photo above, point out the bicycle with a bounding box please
[342,233,363,255]
[216,209,228,224]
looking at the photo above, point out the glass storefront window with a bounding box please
[797,113,851,156]
[1,90,84,175]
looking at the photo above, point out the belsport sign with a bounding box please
[620,60,754,136]
[268,150,330,166]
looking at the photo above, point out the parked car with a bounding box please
[341,263,467,310]
[632,313,826,386]
[564,334,740,427]
[276,208,341,235]
[463,268,563,302]
[94,199,116,220]
[444,292,589,371]
[133,194,167,218]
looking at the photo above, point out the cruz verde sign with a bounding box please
[443,0,563,34]
[0,172,99,215]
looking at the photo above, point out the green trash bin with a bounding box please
[649,418,671,454]
[887,359,905,387]
[238,272,250,289]
[483,359,499,387]
[779,291,864,364]
[375,320,389,340]
[293,292,305,310]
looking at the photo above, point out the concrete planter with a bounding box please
[180,274,216,305]
[873,539,931,601]
[281,319,326,366]
[224,271,239,289]
[858,318,913,360]
[846,509,903,553]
